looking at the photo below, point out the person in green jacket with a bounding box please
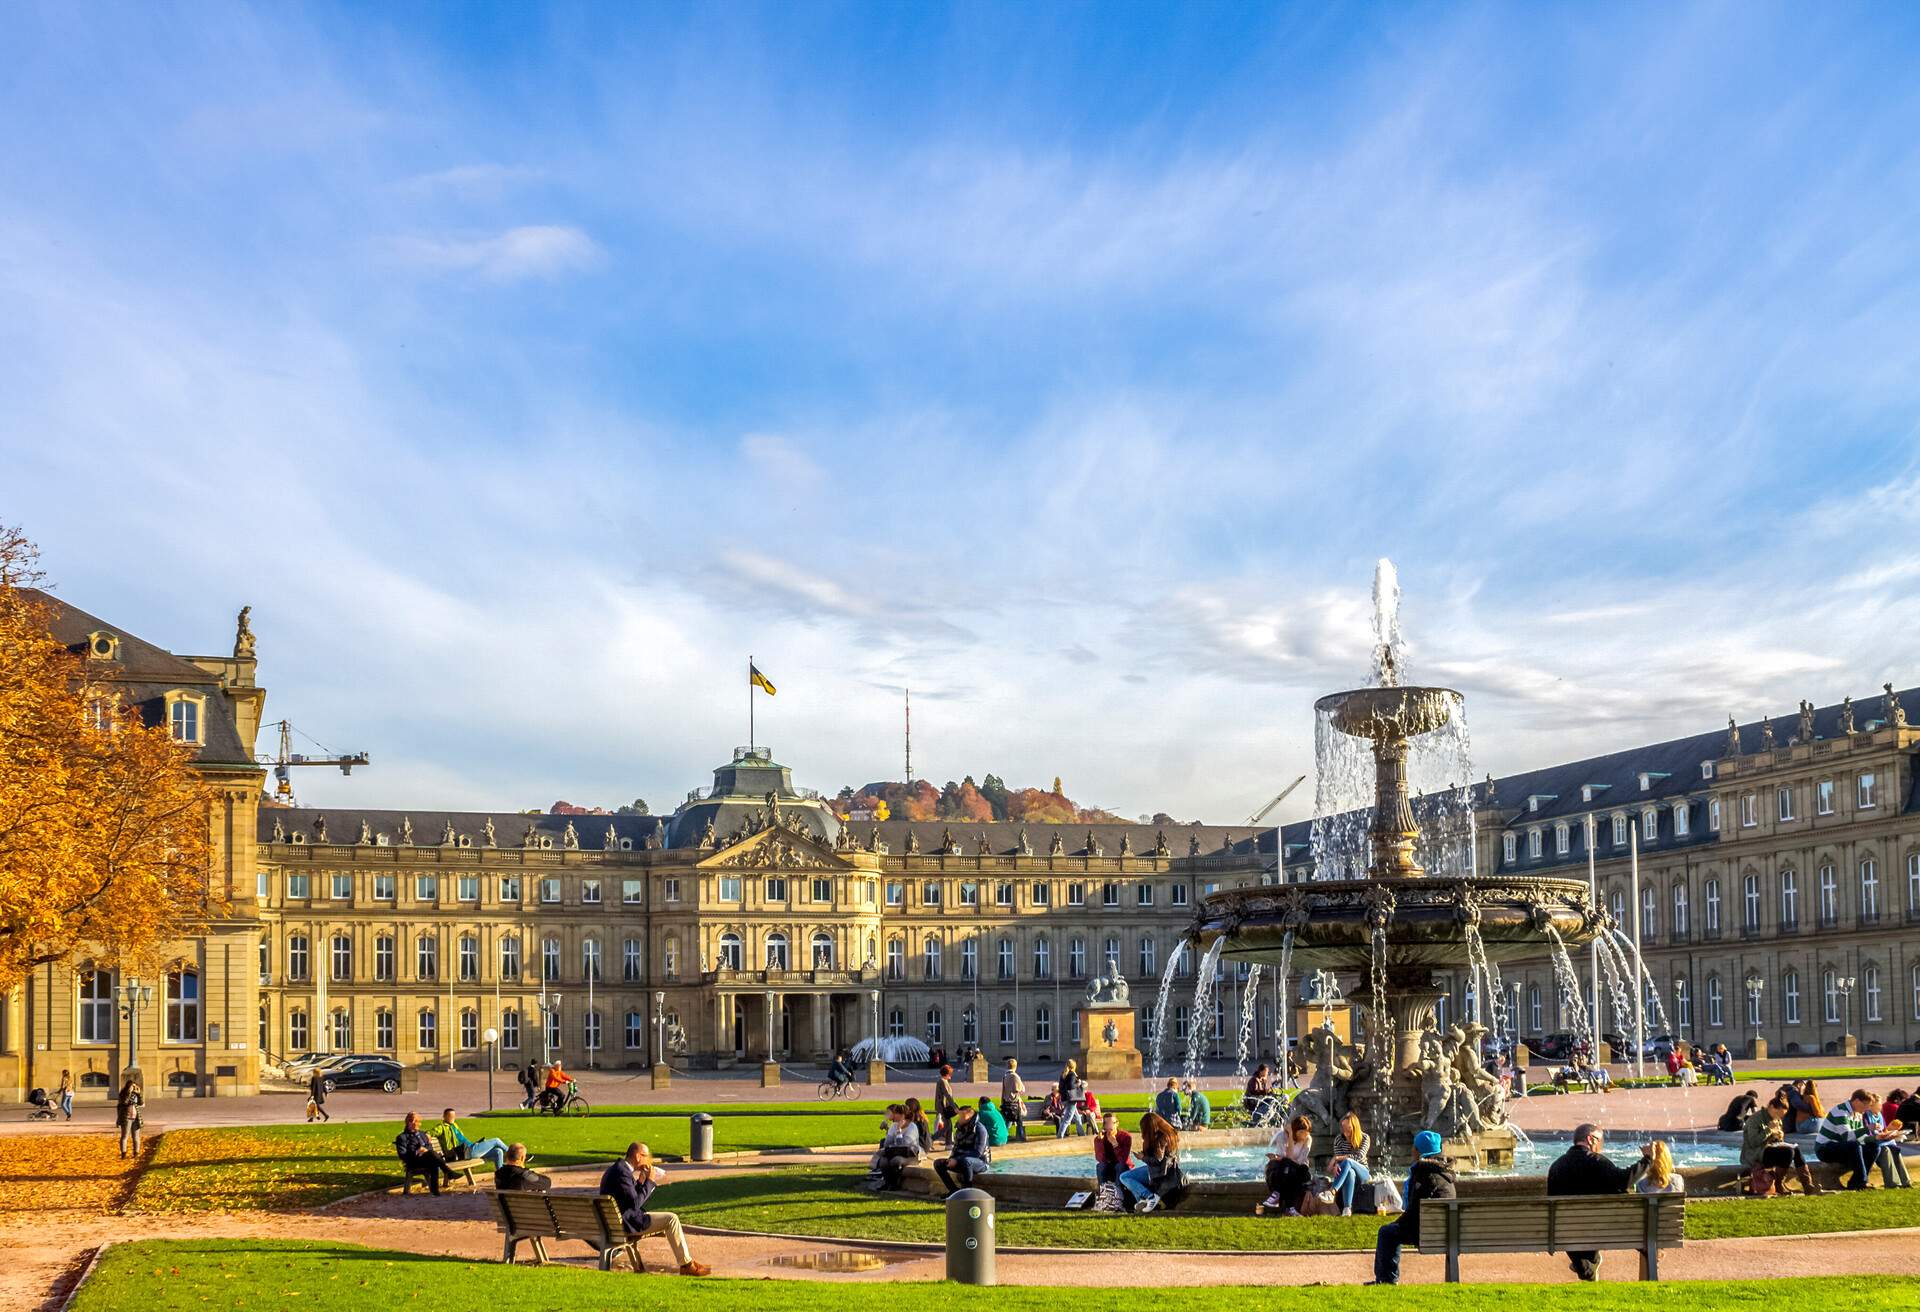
[429,1107,509,1168]
[975,1096,1009,1146]
[1182,1080,1212,1130]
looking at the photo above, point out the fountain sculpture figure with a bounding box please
[1193,561,1602,1168]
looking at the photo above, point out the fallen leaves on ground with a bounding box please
[0,1132,143,1213]
[131,1127,392,1213]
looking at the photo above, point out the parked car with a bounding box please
[321,1058,403,1094]
[1639,1034,1680,1060]
[1531,1032,1575,1062]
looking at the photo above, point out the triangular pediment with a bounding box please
[699,823,851,871]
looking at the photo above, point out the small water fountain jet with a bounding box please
[1194,560,1604,1169]
[1234,963,1265,1085]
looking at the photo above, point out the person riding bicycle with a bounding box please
[539,1059,574,1115]
[827,1049,858,1092]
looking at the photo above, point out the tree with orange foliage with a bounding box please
[0,527,215,993]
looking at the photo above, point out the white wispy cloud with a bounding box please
[386,225,604,281]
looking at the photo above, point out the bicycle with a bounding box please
[539,1083,592,1117]
[816,1080,862,1101]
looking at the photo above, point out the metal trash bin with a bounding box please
[689,1112,714,1162]
[944,1187,996,1285]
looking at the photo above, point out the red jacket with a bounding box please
[1094,1129,1133,1169]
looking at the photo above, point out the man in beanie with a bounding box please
[1369,1129,1457,1285]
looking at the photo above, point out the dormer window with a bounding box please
[166,693,204,745]
[1640,807,1657,841]
[1502,832,1517,864]
[1525,793,1556,813]
[1701,761,1714,780]
[1581,785,1593,803]
[86,630,120,661]
[1611,812,1628,846]
[1527,827,1542,858]
[1638,771,1670,791]
[1528,796,1539,813]
[1638,773,1650,791]
[1554,822,1569,855]
[1673,802,1690,837]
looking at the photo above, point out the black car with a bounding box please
[321,1058,403,1094]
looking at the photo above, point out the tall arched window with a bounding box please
[542,936,561,982]
[76,965,114,1043]
[1742,875,1760,930]
[416,934,438,981]
[811,931,834,969]
[998,1005,1016,1045]
[330,934,353,982]
[418,1007,438,1050]
[961,937,978,980]
[1673,977,1691,1030]
[458,935,479,982]
[287,934,310,982]
[1780,869,1798,927]
[885,937,904,980]
[1908,852,1920,913]
[624,938,642,982]
[581,937,602,983]
[1705,975,1723,1028]
[765,932,789,971]
[1069,938,1086,979]
[1823,969,1840,1024]
[500,1008,520,1051]
[1528,983,1542,1032]
[718,932,743,971]
[1865,964,1883,1021]
[1783,969,1801,1025]
[582,1010,601,1053]
[1671,883,1689,935]
[1033,936,1051,980]
[625,1011,644,1049]
[887,1008,905,1038]
[375,1007,394,1049]
[330,1008,351,1050]
[1704,876,1721,935]
[926,1007,943,1044]
[1860,858,1880,921]
[1139,935,1156,977]
[922,935,941,980]
[164,966,200,1042]
[664,934,680,979]
[499,934,520,981]
[962,1004,979,1043]
[289,1009,309,1050]
[1034,1004,1052,1044]
[460,1008,479,1050]
[1818,864,1837,924]
[1640,885,1658,937]
[997,937,1014,980]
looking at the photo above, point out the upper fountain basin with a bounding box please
[1315,686,1463,741]
[1195,875,1602,973]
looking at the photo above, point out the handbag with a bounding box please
[1371,1175,1403,1214]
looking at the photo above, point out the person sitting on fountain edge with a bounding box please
[1815,1089,1885,1190]
[1154,1077,1184,1124]
[1370,1130,1456,1285]
[1546,1122,1647,1281]
[1093,1111,1134,1187]
[975,1095,1009,1147]
[1182,1079,1212,1131]
[933,1106,991,1195]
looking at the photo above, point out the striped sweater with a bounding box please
[1815,1106,1865,1146]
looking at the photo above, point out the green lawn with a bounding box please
[661,1167,1920,1250]
[72,1241,1920,1310]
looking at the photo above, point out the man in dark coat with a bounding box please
[494,1142,550,1193]
[1546,1122,1638,1280]
[1371,1130,1457,1285]
[597,1142,710,1276]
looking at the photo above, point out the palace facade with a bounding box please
[2,594,1914,1101]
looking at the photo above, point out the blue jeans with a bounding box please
[1119,1163,1154,1202]
[1373,1215,1412,1283]
[1331,1159,1372,1211]
[59,1091,74,1119]
[465,1137,508,1167]
[1057,1110,1088,1137]
[934,1156,988,1192]
[1095,1159,1124,1187]
[1817,1138,1880,1189]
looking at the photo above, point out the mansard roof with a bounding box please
[259,806,666,850]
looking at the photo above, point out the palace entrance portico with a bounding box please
[708,981,874,1063]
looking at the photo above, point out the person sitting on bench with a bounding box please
[1369,1130,1456,1285]
[598,1141,710,1276]
[429,1107,509,1169]
[1546,1122,1642,1281]
[395,1112,447,1195]
[494,1142,550,1193]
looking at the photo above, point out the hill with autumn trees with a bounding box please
[832,775,1184,827]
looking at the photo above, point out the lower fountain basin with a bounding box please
[1197,875,1601,972]
[1315,685,1463,740]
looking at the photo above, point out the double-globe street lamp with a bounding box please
[120,978,154,1079]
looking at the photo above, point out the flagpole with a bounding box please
[749,655,754,750]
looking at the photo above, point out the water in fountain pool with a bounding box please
[1007,1132,1747,1182]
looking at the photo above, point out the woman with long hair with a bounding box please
[1257,1114,1314,1216]
[1635,1139,1685,1194]
[1326,1111,1373,1215]
[903,1096,933,1154]
[1119,1112,1186,1212]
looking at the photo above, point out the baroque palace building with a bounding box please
[3,594,1915,1101]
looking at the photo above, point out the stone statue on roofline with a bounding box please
[1760,717,1775,751]
[1725,716,1741,757]
[1887,683,1907,729]
[1797,699,1816,744]
[400,816,413,846]
[233,605,256,659]
[482,816,497,847]
[1840,696,1856,735]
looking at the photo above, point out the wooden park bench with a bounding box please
[400,1151,488,1193]
[491,1192,644,1271]
[1414,1194,1684,1282]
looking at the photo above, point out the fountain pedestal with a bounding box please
[1077,1004,1143,1082]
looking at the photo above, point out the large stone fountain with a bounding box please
[1194,569,1603,1169]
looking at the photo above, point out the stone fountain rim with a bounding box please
[1312,683,1466,713]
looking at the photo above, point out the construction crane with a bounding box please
[260,720,370,804]
[1247,774,1308,825]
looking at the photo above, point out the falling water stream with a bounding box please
[1235,963,1265,1084]
[1544,926,1598,1059]
[1147,937,1191,1082]
[1273,930,1295,1083]
[1183,936,1228,1087]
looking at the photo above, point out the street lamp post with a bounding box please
[483,1027,499,1110]
[537,991,563,1066]
[120,978,154,1079]
[1745,975,1765,1059]
[1836,975,1857,1055]
[653,991,666,1068]
[764,989,777,1060]
[1673,978,1687,1044]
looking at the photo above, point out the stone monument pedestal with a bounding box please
[1840,1033,1858,1057]
[867,1058,887,1086]
[1747,1036,1768,1061]
[760,1060,780,1088]
[651,1062,671,1090]
[968,1053,990,1084]
[1076,1003,1143,1082]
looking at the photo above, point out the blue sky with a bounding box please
[4,2,1917,821]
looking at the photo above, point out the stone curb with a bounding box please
[57,1241,109,1312]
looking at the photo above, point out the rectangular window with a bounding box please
[995,882,1013,907]
[580,879,601,905]
[1776,787,1793,822]
[415,874,439,902]
[457,875,479,902]
[540,877,561,904]
[169,697,200,743]
[330,872,353,900]
[256,870,269,900]
[498,875,520,903]
[1816,780,1835,815]
[622,879,643,905]
[765,875,788,902]
[718,875,742,902]
[1068,882,1086,907]
[287,872,310,900]
[418,1009,437,1051]
[885,881,904,907]
[1033,882,1050,907]
[1102,883,1120,908]
[811,877,832,903]
[1136,883,1154,906]
[375,1010,395,1049]
[1858,772,1878,809]
[922,881,941,907]
[664,877,680,903]
[1170,883,1188,907]
[1739,794,1757,828]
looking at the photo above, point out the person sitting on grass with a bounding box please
[1119,1112,1186,1213]
[933,1106,991,1195]
[599,1142,711,1276]
[1742,1095,1819,1195]
[1257,1114,1313,1216]
[495,1142,550,1193]
[1546,1122,1642,1281]
[429,1107,510,1169]
[1093,1111,1134,1187]
[1326,1112,1373,1216]
[1369,1130,1456,1286]
[394,1112,447,1195]
[1153,1076,1184,1123]
[1815,1089,1885,1191]
[1181,1080,1212,1131]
